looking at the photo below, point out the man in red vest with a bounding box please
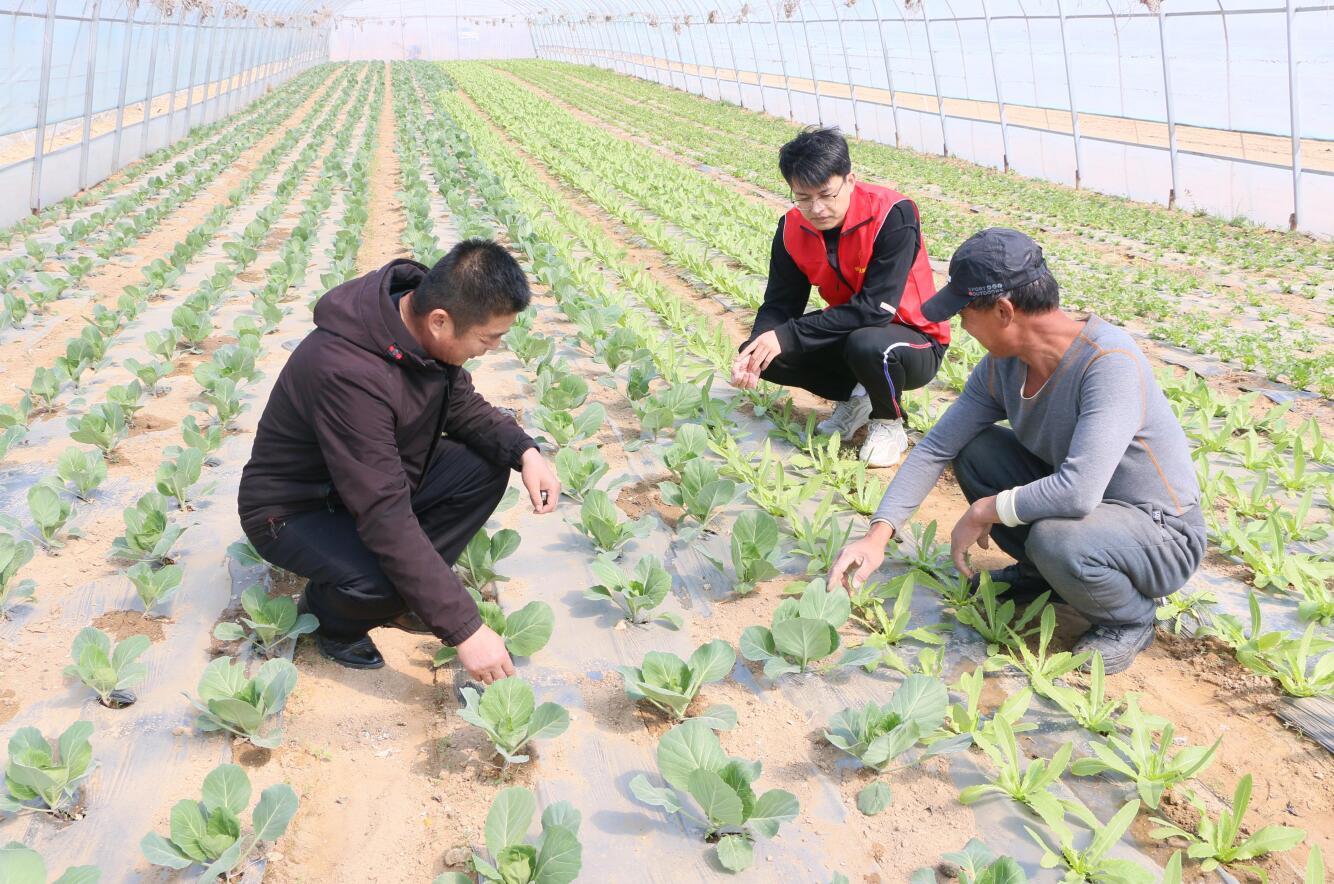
[731,127,949,466]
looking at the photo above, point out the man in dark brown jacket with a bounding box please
[238,241,559,682]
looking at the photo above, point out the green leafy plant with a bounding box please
[1155,590,1217,636]
[171,304,213,352]
[824,675,948,773]
[127,562,183,613]
[141,763,298,878]
[1045,653,1125,735]
[0,841,100,883]
[534,371,589,411]
[569,489,651,556]
[0,534,37,618]
[709,510,782,595]
[155,445,211,510]
[954,573,1048,654]
[194,343,258,391]
[17,479,76,550]
[123,357,174,396]
[1232,621,1334,699]
[459,676,570,769]
[740,580,879,678]
[531,402,604,447]
[585,553,681,628]
[56,447,106,501]
[1070,695,1219,808]
[1024,799,1154,883]
[180,415,223,456]
[553,444,607,501]
[63,627,150,708]
[105,380,144,419]
[658,423,709,479]
[909,838,1028,884]
[197,378,245,428]
[1148,774,1306,876]
[630,720,799,873]
[658,459,743,535]
[431,786,582,884]
[616,640,736,723]
[961,717,1092,828]
[144,328,180,362]
[854,574,947,672]
[111,492,184,563]
[929,667,1035,749]
[433,597,554,667]
[187,656,298,748]
[212,585,319,657]
[67,403,128,456]
[0,721,93,816]
[457,527,521,591]
[994,606,1090,696]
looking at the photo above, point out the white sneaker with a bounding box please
[816,395,872,439]
[861,418,909,467]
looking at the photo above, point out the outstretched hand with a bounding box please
[949,498,998,578]
[520,447,560,514]
[731,330,781,389]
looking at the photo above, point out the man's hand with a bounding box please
[733,330,782,383]
[950,496,998,578]
[829,521,895,592]
[455,624,514,685]
[520,447,559,514]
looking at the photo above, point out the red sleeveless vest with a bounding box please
[781,181,950,347]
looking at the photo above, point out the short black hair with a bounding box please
[779,126,852,189]
[411,239,530,329]
[966,266,1061,315]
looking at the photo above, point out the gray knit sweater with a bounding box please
[873,315,1200,529]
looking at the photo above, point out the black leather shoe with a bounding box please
[380,610,432,635]
[314,634,385,669]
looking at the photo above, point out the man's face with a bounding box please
[423,310,516,366]
[958,300,1016,356]
[790,172,856,231]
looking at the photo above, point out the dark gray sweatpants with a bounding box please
[953,426,1207,627]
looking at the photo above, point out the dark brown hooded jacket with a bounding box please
[237,259,536,645]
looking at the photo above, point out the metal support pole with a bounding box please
[681,11,706,95]
[183,10,205,132]
[980,0,1010,171]
[1284,0,1301,230]
[655,20,677,87]
[1156,2,1178,207]
[919,0,950,156]
[771,5,795,119]
[111,3,135,170]
[29,0,57,211]
[796,1,823,124]
[78,0,103,191]
[1054,0,1083,188]
[872,0,902,146]
[668,20,688,91]
[832,0,861,138]
[139,8,162,158]
[743,14,767,113]
[201,7,222,124]
[227,23,248,115]
[700,9,725,102]
[165,10,186,141]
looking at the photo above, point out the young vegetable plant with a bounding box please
[658,459,744,538]
[0,841,100,883]
[909,838,1028,884]
[0,534,37,618]
[531,402,604,448]
[63,627,150,708]
[585,554,682,628]
[3,478,78,551]
[994,606,1090,697]
[708,510,782,596]
[1025,800,1156,883]
[553,444,607,502]
[431,786,582,884]
[954,574,1048,654]
[630,720,800,873]
[658,422,708,480]
[825,675,949,789]
[458,676,570,770]
[1155,589,1217,636]
[1070,695,1220,809]
[569,489,651,557]
[854,575,947,672]
[67,403,128,456]
[457,527,521,592]
[123,356,174,396]
[616,640,736,724]
[170,304,212,353]
[1232,621,1334,699]
[187,657,298,748]
[433,596,553,667]
[927,667,1035,750]
[141,763,298,879]
[890,520,953,576]
[110,492,184,563]
[55,448,106,501]
[1148,774,1306,877]
[213,585,319,658]
[961,718,1094,828]
[1045,653,1125,735]
[155,445,211,510]
[0,721,93,817]
[739,580,880,679]
[127,562,183,614]
[196,378,245,428]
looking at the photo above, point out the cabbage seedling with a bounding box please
[123,357,174,396]
[170,304,212,353]
[710,510,782,596]
[825,675,948,772]
[21,479,76,550]
[111,492,184,563]
[431,786,582,884]
[187,657,298,748]
[1070,695,1219,809]
[616,640,736,722]
[0,534,36,618]
[740,580,880,679]
[531,402,604,447]
[553,444,607,502]
[570,489,651,556]
[0,721,94,816]
[196,378,245,428]
[155,446,211,510]
[458,676,569,768]
[180,416,223,456]
[456,527,520,592]
[67,403,128,456]
[534,371,589,411]
[630,720,799,873]
[585,554,682,628]
[105,380,144,418]
[127,562,184,614]
[433,596,554,667]
[1149,774,1306,876]
[141,763,298,878]
[212,585,318,658]
[658,459,743,537]
[56,448,106,501]
[63,627,150,708]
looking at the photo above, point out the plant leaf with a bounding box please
[715,834,753,872]
[485,786,536,858]
[856,781,893,816]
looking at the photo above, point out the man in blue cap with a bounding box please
[829,228,1207,672]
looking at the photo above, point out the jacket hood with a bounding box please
[312,258,441,371]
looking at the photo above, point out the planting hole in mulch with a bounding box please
[92,609,167,643]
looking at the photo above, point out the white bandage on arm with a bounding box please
[996,489,1026,528]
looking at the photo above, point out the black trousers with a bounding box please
[760,323,944,420]
[250,440,511,640]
